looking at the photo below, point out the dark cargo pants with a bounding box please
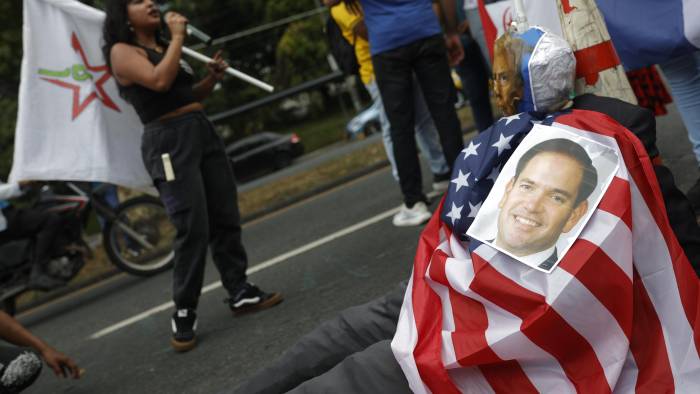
[142,111,247,309]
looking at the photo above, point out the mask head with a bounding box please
[492,27,576,115]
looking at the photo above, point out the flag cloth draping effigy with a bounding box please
[11,0,151,189]
[392,110,700,393]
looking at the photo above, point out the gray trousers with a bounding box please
[234,282,410,393]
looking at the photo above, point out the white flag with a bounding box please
[10,0,151,189]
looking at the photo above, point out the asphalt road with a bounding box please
[17,103,696,393]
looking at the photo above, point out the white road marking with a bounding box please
[89,207,395,339]
[90,190,443,340]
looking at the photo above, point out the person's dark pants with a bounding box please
[654,165,700,275]
[455,33,494,132]
[233,281,408,393]
[142,111,248,310]
[0,207,61,270]
[373,34,465,206]
[0,346,42,393]
[290,340,410,394]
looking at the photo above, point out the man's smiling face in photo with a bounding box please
[495,151,589,257]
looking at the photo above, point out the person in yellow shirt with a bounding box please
[328,1,452,227]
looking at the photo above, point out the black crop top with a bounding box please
[118,46,197,124]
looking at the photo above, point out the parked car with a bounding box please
[225,132,304,181]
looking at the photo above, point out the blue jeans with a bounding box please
[365,80,449,181]
[660,51,700,166]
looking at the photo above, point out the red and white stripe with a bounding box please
[392,110,700,393]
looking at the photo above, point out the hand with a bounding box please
[458,20,470,35]
[41,347,81,379]
[206,50,228,81]
[164,11,188,39]
[445,33,464,67]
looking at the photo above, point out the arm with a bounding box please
[0,311,80,378]
[191,50,228,101]
[436,0,464,66]
[352,20,368,40]
[110,12,187,92]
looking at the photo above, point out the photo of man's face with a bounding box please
[495,151,589,256]
[466,126,619,273]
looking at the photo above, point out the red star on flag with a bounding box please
[40,32,121,120]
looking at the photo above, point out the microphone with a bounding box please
[158,3,213,46]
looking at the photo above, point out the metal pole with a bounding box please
[180,46,274,92]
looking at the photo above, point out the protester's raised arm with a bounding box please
[110,12,187,92]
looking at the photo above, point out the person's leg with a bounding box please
[142,115,209,350]
[653,165,700,276]
[412,79,450,179]
[412,35,465,169]
[659,51,700,208]
[288,340,411,394]
[198,115,281,313]
[0,346,43,393]
[1,208,63,289]
[659,51,700,165]
[1,208,61,268]
[455,33,494,132]
[200,122,247,294]
[466,8,492,70]
[373,45,426,207]
[233,281,407,394]
[365,80,399,181]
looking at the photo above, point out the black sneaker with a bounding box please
[171,309,197,352]
[227,283,283,316]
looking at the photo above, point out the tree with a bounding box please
[0,1,23,178]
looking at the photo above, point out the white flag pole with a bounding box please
[180,46,274,92]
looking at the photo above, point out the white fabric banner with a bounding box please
[11,0,151,189]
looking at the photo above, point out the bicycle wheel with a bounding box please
[103,195,175,276]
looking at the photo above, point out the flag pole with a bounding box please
[180,46,275,93]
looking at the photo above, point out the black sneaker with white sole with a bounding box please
[171,309,197,352]
[227,283,283,315]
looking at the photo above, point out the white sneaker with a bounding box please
[392,202,432,227]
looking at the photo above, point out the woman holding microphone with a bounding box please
[102,0,282,353]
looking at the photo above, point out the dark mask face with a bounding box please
[492,35,524,116]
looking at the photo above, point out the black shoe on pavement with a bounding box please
[687,176,700,214]
[227,283,283,316]
[171,309,197,352]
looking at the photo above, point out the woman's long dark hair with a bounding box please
[102,0,133,72]
[101,0,165,72]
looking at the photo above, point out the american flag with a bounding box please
[392,109,700,393]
